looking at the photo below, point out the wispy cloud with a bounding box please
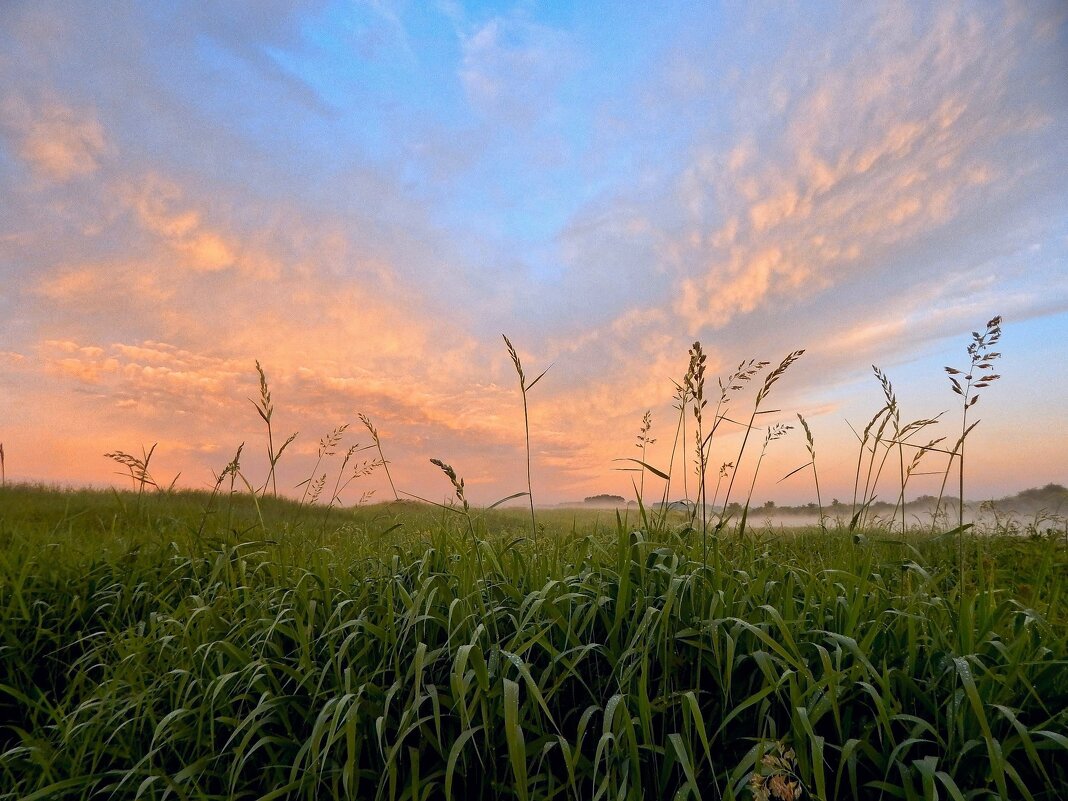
[119,174,283,276]
[1,95,108,181]
[549,2,1065,394]
[459,13,573,126]
[668,4,1057,332]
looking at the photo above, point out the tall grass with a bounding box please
[2,314,1063,800]
[0,487,1064,800]
[794,414,824,530]
[939,316,1003,577]
[503,334,551,549]
[361,414,399,502]
[250,360,298,498]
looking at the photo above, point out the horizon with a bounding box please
[2,473,1064,515]
[1,2,1066,507]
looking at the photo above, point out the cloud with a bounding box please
[1,95,107,180]
[559,4,1063,353]
[118,174,284,276]
[673,63,1043,334]
[459,13,573,125]
[33,266,100,300]
[27,328,557,501]
[1,2,1065,504]
[39,339,240,399]
[507,3,1068,495]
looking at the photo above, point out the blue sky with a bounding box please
[1,1,1066,505]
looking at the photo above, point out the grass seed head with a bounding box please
[430,458,468,511]
[252,360,273,422]
[503,334,525,386]
[756,350,804,405]
[359,412,379,442]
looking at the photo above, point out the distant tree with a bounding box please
[763,500,775,509]
[1017,483,1068,502]
[584,494,626,505]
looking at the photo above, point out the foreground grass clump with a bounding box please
[1,486,1066,800]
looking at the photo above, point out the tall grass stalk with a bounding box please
[868,367,900,515]
[684,343,710,555]
[646,380,691,535]
[869,367,944,534]
[635,410,655,503]
[893,434,945,533]
[250,360,297,498]
[667,380,691,506]
[429,457,498,642]
[846,393,909,533]
[503,335,550,548]
[939,316,1003,537]
[796,414,824,529]
[299,424,347,506]
[322,444,380,527]
[720,350,804,525]
[198,442,244,540]
[739,422,792,537]
[361,413,399,501]
[103,442,179,512]
[682,345,768,558]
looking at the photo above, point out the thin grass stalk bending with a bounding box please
[674,381,690,505]
[797,414,824,530]
[847,405,889,532]
[739,423,792,538]
[361,413,399,501]
[198,442,244,540]
[656,382,690,534]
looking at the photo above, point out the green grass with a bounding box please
[1,485,1065,800]
[2,320,1065,799]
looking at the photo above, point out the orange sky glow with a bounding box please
[1,2,1066,508]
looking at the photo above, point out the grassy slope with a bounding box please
[1,485,1065,800]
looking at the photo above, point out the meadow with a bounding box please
[1,319,1066,800]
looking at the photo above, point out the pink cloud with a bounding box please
[668,7,1052,335]
[1,95,107,180]
[119,174,279,276]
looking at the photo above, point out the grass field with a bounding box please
[2,321,1066,799]
[1,484,1065,800]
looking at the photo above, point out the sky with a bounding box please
[1,1,1066,509]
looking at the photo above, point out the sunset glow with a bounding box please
[1,2,1066,507]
